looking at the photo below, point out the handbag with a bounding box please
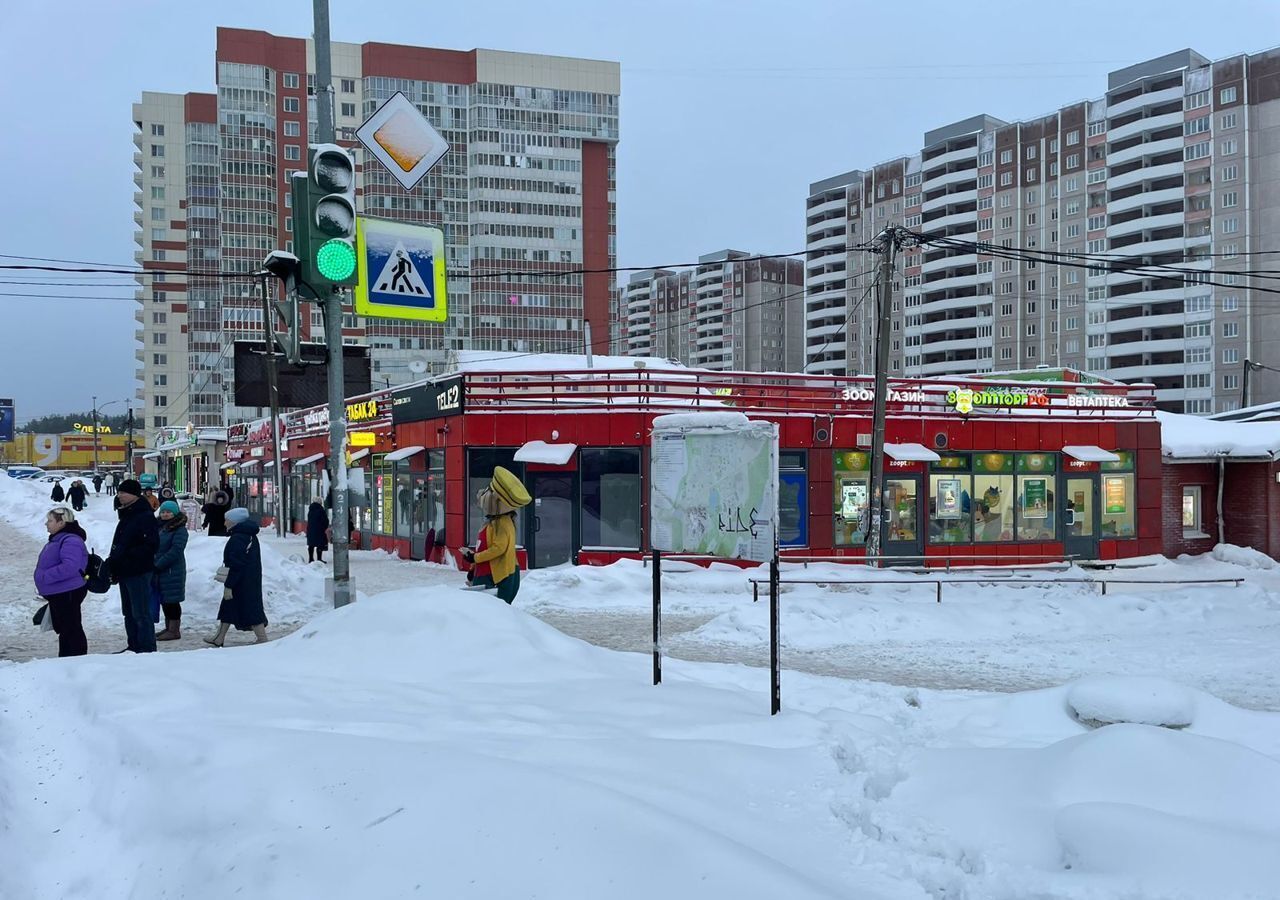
[33,602,54,631]
[214,565,229,584]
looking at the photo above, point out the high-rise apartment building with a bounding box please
[134,27,619,446]
[620,251,804,371]
[805,48,1280,414]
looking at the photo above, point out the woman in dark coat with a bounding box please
[306,501,329,563]
[153,500,188,641]
[205,508,267,646]
[50,481,65,503]
[201,488,231,537]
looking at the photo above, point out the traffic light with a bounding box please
[301,143,358,289]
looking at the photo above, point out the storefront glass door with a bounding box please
[1062,475,1099,561]
[528,472,575,569]
[882,476,922,564]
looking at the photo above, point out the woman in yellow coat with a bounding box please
[470,488,520,604]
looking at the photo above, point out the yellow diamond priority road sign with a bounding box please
[356,91,449,191]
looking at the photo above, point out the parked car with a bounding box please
[5,465,46,479]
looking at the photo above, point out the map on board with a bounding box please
[649,417,778,562]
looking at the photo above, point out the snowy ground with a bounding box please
[5,474,1280,896]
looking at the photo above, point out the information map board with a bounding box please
[649,414,778,562]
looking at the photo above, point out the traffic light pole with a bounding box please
[91,395,100,474]
[313,0,352,608]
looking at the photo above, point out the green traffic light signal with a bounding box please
[316,239,357,281]
[303,145,359,289]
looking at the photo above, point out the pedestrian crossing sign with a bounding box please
[354,217,447,322]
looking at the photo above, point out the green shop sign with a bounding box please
[947,387,1050,413]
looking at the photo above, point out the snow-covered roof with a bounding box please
[447,350,691,374]
[1157,411,1280,460]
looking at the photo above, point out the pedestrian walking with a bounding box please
[67,479,88,512]
[142,488,160,511]
[50,480,65,503]
[205,508,268,647]
[201,487,231,536]
[33,506,89,657]
[306,501,329,563]
[105,472,117,496]
[159,483,176,503]
[108,478,161,653]
[92,473,103,494]
[153,500,188,641]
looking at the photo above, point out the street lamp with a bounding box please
[93,398,128,473]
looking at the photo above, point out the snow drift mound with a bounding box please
[274,586,621,680]
[1211,543,1277,570]
[1067,675,1196,729]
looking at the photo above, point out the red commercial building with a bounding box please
[225,358,1166,569]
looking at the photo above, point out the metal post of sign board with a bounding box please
[652,549,662,685]
[770,552,780,715]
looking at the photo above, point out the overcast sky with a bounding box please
[2,0,1277,420]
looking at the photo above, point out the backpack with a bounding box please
[84,550,112,594]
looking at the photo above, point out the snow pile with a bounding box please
[1157,410,1280,459]
[878,715,1280,897]
[1212,542,1277,570]
[1066,675,1195,728]
[4,594,1280,898]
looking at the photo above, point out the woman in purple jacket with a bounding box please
[34,507,90,657]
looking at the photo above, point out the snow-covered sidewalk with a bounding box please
[4,591,1280,899]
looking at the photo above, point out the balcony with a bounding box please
[808,232,846,253]
[922,334,986,355]
[808,268,846,289]
[1107,210,1184,240]
[922,251,979,275]
[1111,234,1187,257]
[806,303,847,324]
[807,195,846,217]
[1108,185,1184,214]
[1106,84,1183,118]
[917,357,980,377]
[807,321,846,339]
[926,210,979,233]
[1107,135,1184,168]
[921,188,978,214]
[807,216,845,237]
[922,143,979,171]
[1108,161,1183,191]
[1106,110,1184,144]
[922,168,978,191]
[920,271,985,294]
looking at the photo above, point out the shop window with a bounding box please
[394,470,414,538]
[581,448,641,549]
[972,453,1014,542]
[779,450,808,548]
[1182,485,1205,537]
[833,450,870,546]
[415,451,446,545]
[928,454,972,544]
[1015,453,1057,540]
[467,449,525,544]
[1101,452,1136,538]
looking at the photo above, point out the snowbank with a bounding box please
[1212,542,1277,570]
[1067,675,1196,728]
[4,593,1280,899]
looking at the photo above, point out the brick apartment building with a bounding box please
[133,27,618,448]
